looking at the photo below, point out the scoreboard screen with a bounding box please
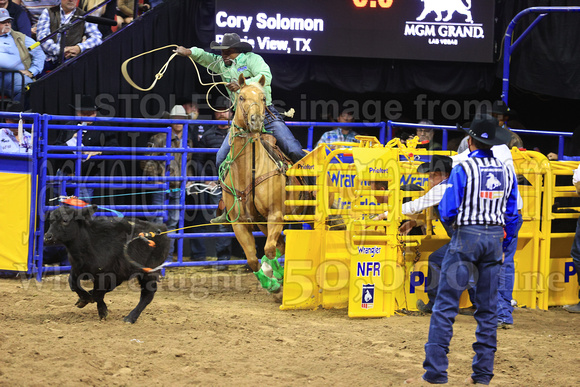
[214,0,495,63]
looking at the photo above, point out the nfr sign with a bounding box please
[356,262,381,277]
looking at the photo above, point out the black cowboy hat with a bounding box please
[491,100,510,116]
[210,33,253,52]
[5,101,31,113]
[417,155,453,175]
[214,95,232,109]
[459,114,512,146]
[69,95,99,112]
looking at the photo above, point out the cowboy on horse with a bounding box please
[175,33,306,223]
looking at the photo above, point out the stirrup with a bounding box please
[210,212,228,224]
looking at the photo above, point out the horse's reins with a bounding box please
[221,99,279,221]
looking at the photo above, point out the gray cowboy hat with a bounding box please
[210,33,253,52]
[459,114,512,146]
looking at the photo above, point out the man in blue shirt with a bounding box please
[0,8,45,103]
[407,114,519,385]
[316,109,358,147]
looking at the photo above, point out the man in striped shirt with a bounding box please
[408,114,519,385]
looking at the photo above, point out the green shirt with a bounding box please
[189,47,273,106]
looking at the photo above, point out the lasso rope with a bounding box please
[121,44,234,112]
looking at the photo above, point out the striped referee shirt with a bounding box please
[439,149,519,250]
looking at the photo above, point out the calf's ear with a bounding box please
[80,204,98,221]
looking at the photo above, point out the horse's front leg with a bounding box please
[232,224,258,271]
[261,214,285,281]
[233,223,281,294]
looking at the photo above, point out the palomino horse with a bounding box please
[220,74,302,294]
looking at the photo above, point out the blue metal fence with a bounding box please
[0,112,576,280]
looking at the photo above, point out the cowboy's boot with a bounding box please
[210,199,228,224]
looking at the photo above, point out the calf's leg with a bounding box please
[69,273,94,308]
[92,289,109,320]
[123,274,158,324]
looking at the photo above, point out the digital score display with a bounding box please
[214,0,495,63]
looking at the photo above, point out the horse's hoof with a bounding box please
[272,290,283,304]
[123,315,137,324]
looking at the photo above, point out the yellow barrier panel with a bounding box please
[544,160,580,307]
[0,169,31,271]
[282,139,578,316]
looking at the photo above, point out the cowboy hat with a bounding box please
[214,95,232,110]
[69,95,99,112]
[491,100,510,116]
[210,33,253,52]
[417,155,453,174]
[162,105,194,119]
[5,101,31,113]
[459,114,512,146]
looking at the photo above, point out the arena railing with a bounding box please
[34,118,386,278]
[501,6,580,107]
[1,113,575,280]
[387,120,574,159]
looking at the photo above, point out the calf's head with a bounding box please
[44,205,98,245]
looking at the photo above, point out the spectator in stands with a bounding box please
[142,104,193,260]
[191,96,233,270]
[0,101,32,153]
[116,0,148,27]
[78,0,116,37]
[36,0,102,69]
[415,119,442,150]
[175,96,202,146]
[0,8,45,104]
[0,0,31,36]
[20,0,59,37]
[316,109,358,147]
[457,101,524,153]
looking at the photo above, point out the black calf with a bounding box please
[44,205,170,323]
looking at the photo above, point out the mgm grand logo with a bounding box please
[404,0,484,45]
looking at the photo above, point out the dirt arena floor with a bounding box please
[0,267,579,386]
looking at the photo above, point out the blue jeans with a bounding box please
[423,225,504,385]
[152,190,180,258]
[1,71,31,103]
[216,105,305,169]
[425,236,476,307]
[497,213,523,324]
[425,243,447,305]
